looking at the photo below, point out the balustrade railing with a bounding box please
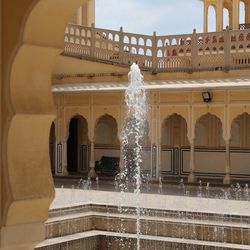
[64,24,250,72]
[239,23,250,30]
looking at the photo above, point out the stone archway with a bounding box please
[67,115,89,174]
[94,114,120,176]
[161,113,189,176]
[1,1,89,249]
[230,112,250,178]
[194,113,225,178]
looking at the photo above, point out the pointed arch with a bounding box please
[67,115,89,173]
[161,113,189,147]
[230,112,250,147]
[195,113,224,147]
[94,114,119,142]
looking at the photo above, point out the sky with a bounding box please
[95,0,245,35]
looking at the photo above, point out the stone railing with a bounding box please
[239,23,250,30]
[64,24,250,72]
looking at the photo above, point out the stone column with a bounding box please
[76,6,82,25]
[157,139,162,179]
[87,0,95,27]
[151,143,158,179]
[245,2,250,24]
[88,140,96,178]
[224,26,230,69]
[232,0,240,30]
[223,139,231,184]
[216,0,223,31]
[119,26,124,64]
[204,3,208,32]
[188,138,196,183]
[191,29,198,69]
[119,145,125,171]
[152,31,157,70]
[90,23,95,57]
[61,140,69,176]
[229,10,233,29]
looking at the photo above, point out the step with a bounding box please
[45,209,250,245]
[35,230,250,250]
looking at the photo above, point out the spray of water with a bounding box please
[120,63,147,250]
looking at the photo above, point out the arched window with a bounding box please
[138,38,145,46]
[208,5,216,32]
[146,49,152,56]
[124,36,129,44]
[131,37,137,45]
[138,48,144,55]
[240,1,246,24]
[223,8,229,29]
[157,40,163,47]
[157,50,163,58]
[146,39,152,47]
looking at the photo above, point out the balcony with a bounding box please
[64,24,250,73]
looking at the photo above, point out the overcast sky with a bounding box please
[96,0,245,35]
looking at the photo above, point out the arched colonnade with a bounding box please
[50,107,250,185]
[203,0,250,31]
[50,111,152,178]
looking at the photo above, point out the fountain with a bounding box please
[119,62,147,250]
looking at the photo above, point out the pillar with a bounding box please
[151,143,158,179]
[223,139,231,184]
[61,140,69,176]
[245,2,250,24]
[150,104,159,179]
[216,0,224,31]
[119,26,124,64]
[188,138,196,183]
[157,139,161,179]
[88,140,96,178]
[204,3,208,32]
[119,146,125,171]
[87,0,95,27]
[80,0,95,27]
[76,6,82,25]
[232,0,240,30]
[191,29,198,68]
[229,10,233,29]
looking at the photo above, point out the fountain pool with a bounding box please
[36,64,250,250]
[35,187,250,250]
